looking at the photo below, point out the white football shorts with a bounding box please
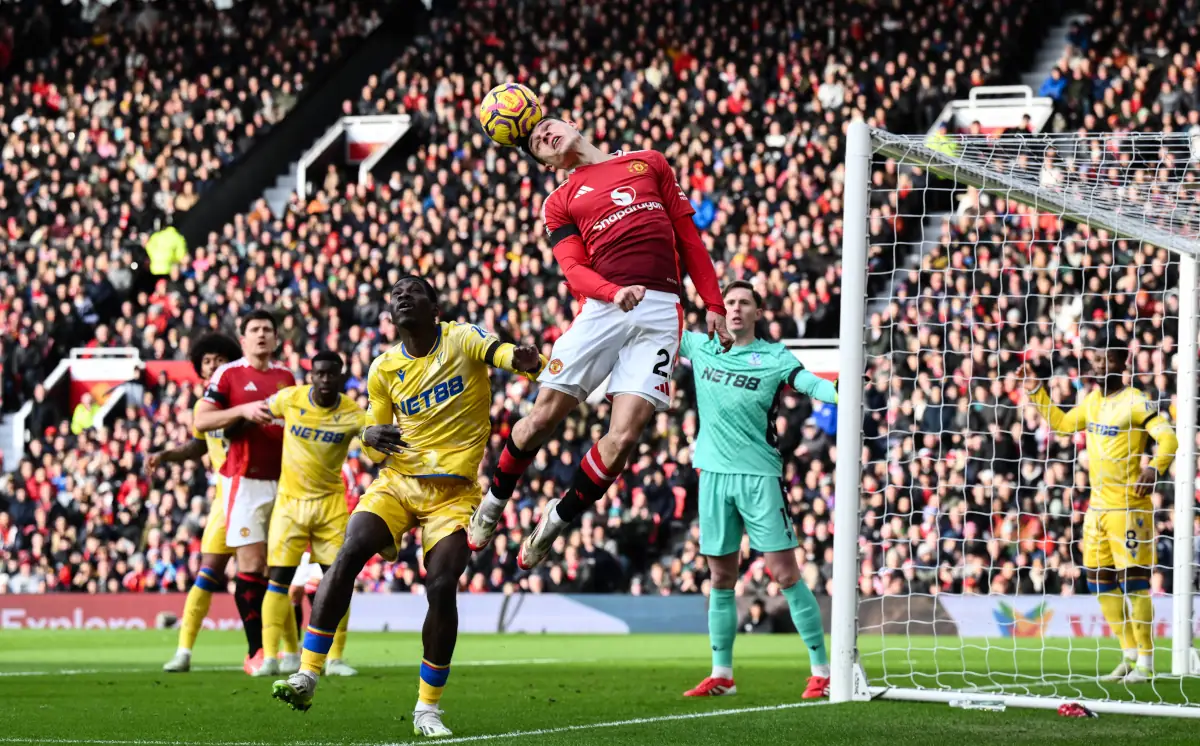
[220,475,277,548]
[539,289,683,412]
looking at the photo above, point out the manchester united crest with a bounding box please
[627,160,648,174]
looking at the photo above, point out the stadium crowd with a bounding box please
[8,0,1196,610]
[0,0,384,411]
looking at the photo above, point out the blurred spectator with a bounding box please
[70,392,98,435]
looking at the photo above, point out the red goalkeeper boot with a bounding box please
[684,676,737,697]
[802,675,830,699]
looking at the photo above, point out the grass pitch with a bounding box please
[2,630,1199,745]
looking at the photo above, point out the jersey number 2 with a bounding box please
[651,348,670,378]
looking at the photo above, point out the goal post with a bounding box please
[832,120,1200,717]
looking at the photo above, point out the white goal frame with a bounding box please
[830,121,1200,717]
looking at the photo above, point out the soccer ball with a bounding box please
[478,82,543,148]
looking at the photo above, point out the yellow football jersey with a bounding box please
[192,401,229,471]
[1029,386,1178,510]
[366,320,538,481]
[267,385,368,500]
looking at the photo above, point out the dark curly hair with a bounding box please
[189,333,242,378]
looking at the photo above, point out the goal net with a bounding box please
[830,122,1200,718]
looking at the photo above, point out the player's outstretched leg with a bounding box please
[412,531,471,738]
[470,389,578,551]
[685,553,738,697]
[164,556,228,673]
[765,551,830,698]
[518,394,653,569]
[272,514,388,712]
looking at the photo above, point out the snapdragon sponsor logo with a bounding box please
[592,200,664,232]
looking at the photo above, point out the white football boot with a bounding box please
[278,652,301,674]
[517,497,562,570]
[413,706,452,738]
[325,659,358,677]
[162,650,191,673]
[272,671,317,712]
[1100,658,1134,682]
[251,655,281,678]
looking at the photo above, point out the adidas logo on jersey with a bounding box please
[244,382,258,391]
[573,185,594,199]
[654,381,670,396]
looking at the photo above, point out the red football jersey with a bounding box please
[542,150,694,296]
[203,358,295,480]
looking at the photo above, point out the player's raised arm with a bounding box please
[455,323,546,380]
[650,152,731,349]
[1018,362,1087,434]
[677,329,705,361]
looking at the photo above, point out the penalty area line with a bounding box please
[382,700,836,746]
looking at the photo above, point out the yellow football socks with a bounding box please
[329,614,349,661]
[1127,588,1154,660]
[1095,588,1133,654]
[301,623,335,675]
[280,601,300,656]
[262,581,292,659]
[418,659,450,706]
[178,568,222,651]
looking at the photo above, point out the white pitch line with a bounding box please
[381,700,834,746]
[0,700,834,746]
[0,657,588,678]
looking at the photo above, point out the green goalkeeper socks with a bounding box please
[783,582,829,669]
[708,588,737,676]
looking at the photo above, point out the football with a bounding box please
[477,82,543,147]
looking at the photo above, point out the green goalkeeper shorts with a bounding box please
[698,472,797,557]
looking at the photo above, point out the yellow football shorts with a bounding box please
[199,479,230,555]
[268,494,349,567]
[1082,508,1155,570]
[354,471,481,560]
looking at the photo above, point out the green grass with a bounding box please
[2,631,1200,745]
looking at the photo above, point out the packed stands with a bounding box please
[2,0,1123,604]
[1037,0,1200,135]
[0,0,384,410]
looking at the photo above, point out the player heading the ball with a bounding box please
[469,117,732,570]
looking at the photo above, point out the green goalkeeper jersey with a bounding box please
[681,331,838,477]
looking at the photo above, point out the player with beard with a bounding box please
[194,309,296,674]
